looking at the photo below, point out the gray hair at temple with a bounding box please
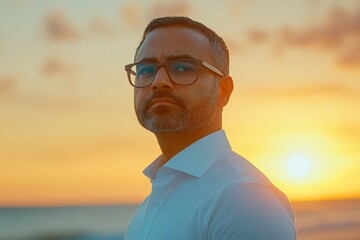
[135,16,230,76]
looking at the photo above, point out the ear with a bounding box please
[218,76,233,108]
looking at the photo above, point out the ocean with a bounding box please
[0,205,137,240]
[0,199,359,240]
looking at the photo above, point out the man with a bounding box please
[124,16,296,239]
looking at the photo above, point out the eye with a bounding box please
[171,61,197,73]
[136,64,156,76]
[176,65,194,72]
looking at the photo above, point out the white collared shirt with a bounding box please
[125,130,297,239]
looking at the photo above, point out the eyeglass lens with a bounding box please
[129,60,199,87]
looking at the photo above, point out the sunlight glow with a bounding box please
[286,153,312,179]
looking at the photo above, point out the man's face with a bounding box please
[134,26,220,134]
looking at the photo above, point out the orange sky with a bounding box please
[0,0,359,206]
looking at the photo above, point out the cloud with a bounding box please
[226,0,260,18]
[120,1,192,28]
[245,4,360,67]
[224,37,243,54]
[279,5,360,49]
[45,10,121,41]
[250,84,358,99]
[2,87,116,113]
[0,76,16,94]
[333,125,360,142]
[277,5,360,67]
[45,10,79,41]
[21,95,94,112]
[248,29,269,44]
[121,3,142,27]
[88,16,117,36]
[149,1,191,18]
[42,57,75,76]
[0,75,90,113]
[337,41,360,67]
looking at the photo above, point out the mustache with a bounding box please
[143,90,185,110]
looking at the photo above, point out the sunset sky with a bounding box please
[1,0,359,206]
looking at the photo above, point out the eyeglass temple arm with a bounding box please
[202,61,224,77]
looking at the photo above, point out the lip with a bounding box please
[149,97,179,108]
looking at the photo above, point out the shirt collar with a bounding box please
[143,130,231,180]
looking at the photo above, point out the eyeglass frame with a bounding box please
[124,57,225,88]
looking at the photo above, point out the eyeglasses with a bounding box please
[125,58,224,88]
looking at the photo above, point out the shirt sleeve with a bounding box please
[204,182,297,240]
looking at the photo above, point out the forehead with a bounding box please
[135,26,212,62]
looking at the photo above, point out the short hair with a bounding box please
[135,16,230,76]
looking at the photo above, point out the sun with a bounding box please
[286,153,312,179]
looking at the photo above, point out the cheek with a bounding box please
[187,84,214,104]
[134,89,145,109]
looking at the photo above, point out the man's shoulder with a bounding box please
[206,151,272,186]
[203,151,295,217]
[203,152,297,239]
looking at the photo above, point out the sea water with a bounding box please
[1,200,360,240]
[0,205,138,240]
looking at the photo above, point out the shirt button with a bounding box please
[153,200,159,207]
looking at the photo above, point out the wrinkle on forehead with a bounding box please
[135,26,212,63]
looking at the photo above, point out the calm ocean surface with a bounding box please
[0,205,137,240]
[1,199,359,240]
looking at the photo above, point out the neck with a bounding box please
[154,114,222,165]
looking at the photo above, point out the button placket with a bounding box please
[139,179,167,238]
[141,171,183,239]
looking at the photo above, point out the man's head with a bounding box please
[135,16,230,76]
[128,16,233,135]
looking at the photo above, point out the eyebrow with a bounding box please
[136,54,197,63]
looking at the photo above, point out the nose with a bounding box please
[151,66,174,91]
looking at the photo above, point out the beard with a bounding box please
[135,81,219,134]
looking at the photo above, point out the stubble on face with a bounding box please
[135,81,219,134]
